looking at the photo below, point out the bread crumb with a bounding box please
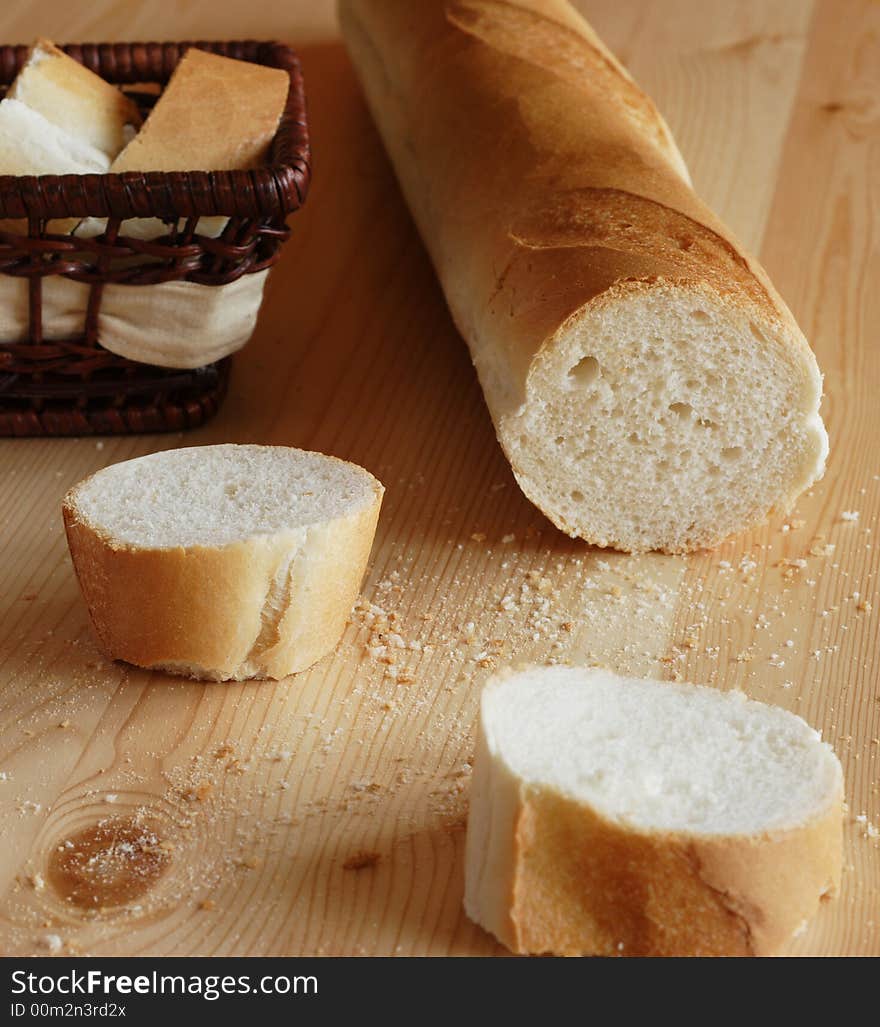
[198,899,216,911]
[840,510,860,522]
[809,539,835,557]
[41,934,63,954]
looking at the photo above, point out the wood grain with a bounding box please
[0,0,876,956]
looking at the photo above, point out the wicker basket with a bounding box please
[0,40,310,436]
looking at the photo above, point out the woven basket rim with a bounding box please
[0,39,311,220]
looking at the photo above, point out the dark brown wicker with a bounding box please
[0,40,311,436]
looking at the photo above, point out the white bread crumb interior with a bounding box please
[482,666,841,835]
[73,444,380,548]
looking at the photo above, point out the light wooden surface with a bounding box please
[0,0,877,957]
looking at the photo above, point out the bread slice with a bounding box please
[111,47,288,173]
[7,38,141,159]
[464,666,843,956]
[63,445,384,681]
[0,40,135,238]
[339,0,828,552]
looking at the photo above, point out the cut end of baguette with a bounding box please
[68,444,380,549]
[63,445,384,681]
[482,667,841,835]
[504,283,827,552]
[464,666,843,956]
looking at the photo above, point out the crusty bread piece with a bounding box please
[0,97,110,238]
[339,0,828,553]
[464,666,843,956]
[74,47,289,367]
[0,40,135,237]
[63,445,384,681]
[111,47,288,173]
[7,38,141,159]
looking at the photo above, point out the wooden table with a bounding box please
[0,0,877,957]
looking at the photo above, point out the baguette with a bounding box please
[464,666,843,956]
[63,445,384,681]
[339,0,828,553]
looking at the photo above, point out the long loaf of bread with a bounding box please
[339,0,828,553]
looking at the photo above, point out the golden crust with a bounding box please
[112,47,288,173]
[507,786,842,956]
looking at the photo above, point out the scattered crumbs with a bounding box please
[469,532,486,543]
[809,538,835,558]
[41,934,63,955]
[857,599,873,614]
[104,794,118,804]
[350,781,382,794]
[501,533,516,544]
[198,899,216,911]
[854,814,880,842]
[0,772,10,782]
[95,440,105,451]
[238,856,261,870]
[840,510,860,522]
[27,872,46,892]
[182,781,214,803]
[343,850,381,871]
[777,557,807,580]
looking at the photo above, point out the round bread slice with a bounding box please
[464,666,843,956]
[63,445,384,681]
